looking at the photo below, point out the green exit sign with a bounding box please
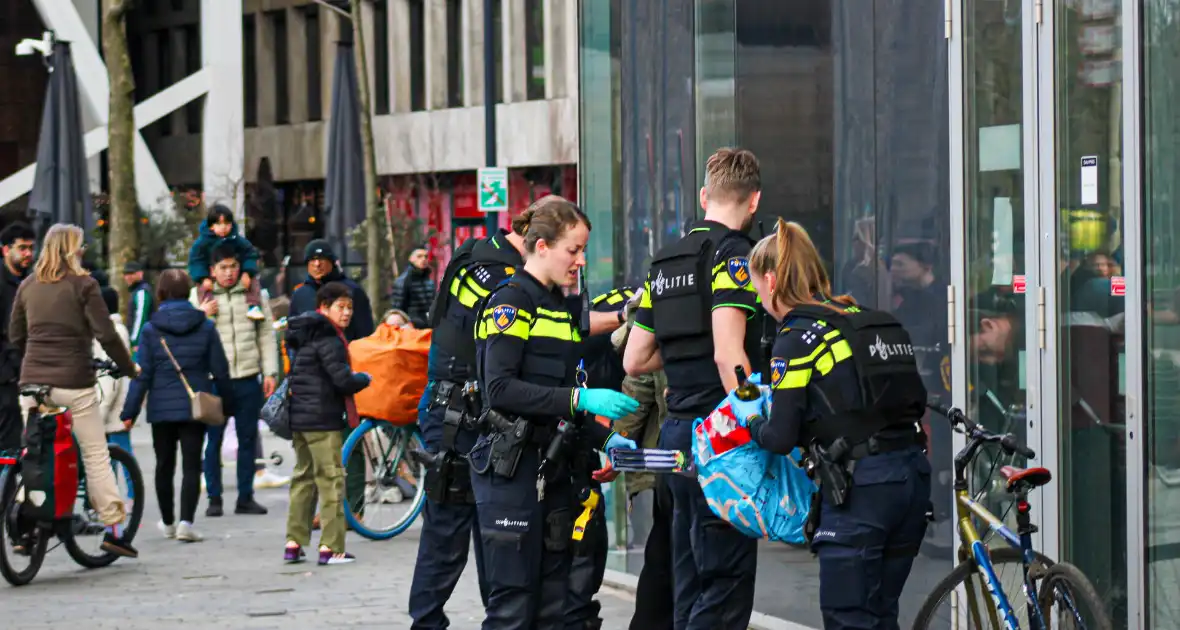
[478,167,508,213]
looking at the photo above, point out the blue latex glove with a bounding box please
[604,432,638,453]
[355,372,372,387]
[748,372,764,385]
[726,376,770,428]
[576,388,640,420]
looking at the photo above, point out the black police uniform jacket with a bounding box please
[428,229,523,384]
[476,270,614,449]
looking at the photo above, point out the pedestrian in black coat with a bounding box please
[283,282,371,566]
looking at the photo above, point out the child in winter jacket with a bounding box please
[283,281,371,565]
[188,204,265,321]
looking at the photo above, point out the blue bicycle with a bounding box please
[341,419,426,540]
[914,405,1110,629]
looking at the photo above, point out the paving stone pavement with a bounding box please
[0,425,637,629]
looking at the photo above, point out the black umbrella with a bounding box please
[323,39,366,269]
[27,40,94,239]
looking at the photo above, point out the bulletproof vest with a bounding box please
[648,226,763,368]
[789,304,928,447]
[430,236,521,373]
[475,280,581,397]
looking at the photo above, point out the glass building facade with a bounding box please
[580,0,1180,627]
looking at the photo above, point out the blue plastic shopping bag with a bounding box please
[692,394,816,544]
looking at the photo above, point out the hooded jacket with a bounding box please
[187,216,259,282]
[285,312,368,432]
[288,267,375,342]
[94,314,131,433]
[120,300,235,423]
[188,278,279,379]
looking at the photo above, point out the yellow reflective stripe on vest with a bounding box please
[535,306,573,322]
[777,367,812,389]
[452,269,492,309]
[789,342,829,366]
[531,317,580,342]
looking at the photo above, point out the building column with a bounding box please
[170,28,187,135]
[390,0,411,113]
[255,10,277,127]
[463,0,484,107]
[425,0,448,110]
[504,0,527,103]
[542,0,566,99]
[288,6,309,124]
[321,7,341,121]
[201,0,245,214]
[72,0,101,192]
[141,32,161,139]
[360,0,378,115]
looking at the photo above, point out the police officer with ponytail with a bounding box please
[407,215,528,628]
[471,195,638,630]
[743,219,931,629]
[623,148,767,629]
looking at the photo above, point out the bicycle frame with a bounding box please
[954,487,1046,630]
[950,413,1048,630]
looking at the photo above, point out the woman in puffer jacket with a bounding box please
[283,282,371,566]
[121,269,235,543]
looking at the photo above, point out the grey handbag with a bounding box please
[158,337,226,427]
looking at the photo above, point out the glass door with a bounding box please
[961,0,1037,526]
[1040,0,1129,625]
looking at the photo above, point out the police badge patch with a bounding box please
[727,257,751,287]
[493,305,518,331]
[770,357,787,388]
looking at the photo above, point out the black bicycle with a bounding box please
[0,359,145,586]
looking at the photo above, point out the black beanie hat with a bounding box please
[304,239,337,262]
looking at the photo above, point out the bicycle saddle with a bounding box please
[1000,465,1052,492]
[18,384,51,400]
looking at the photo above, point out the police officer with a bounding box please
[407,222,528,628]
[471,195,638,630]
[742,219,931,629]
[623,148,766,629]
[565,285,636,630]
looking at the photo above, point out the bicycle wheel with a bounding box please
[1037,562,1113,630]
[912,547,1055,629]
[342,421,427,540]
[0,465,48,586]
[63,445,145,568]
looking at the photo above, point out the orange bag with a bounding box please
[350,324,433,425]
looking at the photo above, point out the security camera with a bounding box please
[15,32,53,58]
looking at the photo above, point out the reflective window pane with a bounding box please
[1145,0,1180,625]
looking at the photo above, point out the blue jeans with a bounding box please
[203,377,264,503]
[106,430,135,500]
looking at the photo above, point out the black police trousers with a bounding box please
[812,446,931,630]
[661,416,757,630]
[629,475,675,630]
[408,385,489,629]
[563,486,607,630]
[471,441,574,630]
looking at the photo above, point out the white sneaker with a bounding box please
[158,521,176,539]
[255,469,290,489]
[176,521,203,543]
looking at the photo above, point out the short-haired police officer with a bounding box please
[407,220,527,628]
[471,196,638,630]
[623,147,767,630]
[744,219,931,629]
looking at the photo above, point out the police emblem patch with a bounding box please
[727,257,751,287]
[770,357,787,387]
[493,305,518,331]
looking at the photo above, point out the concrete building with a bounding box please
[0,0,580,277]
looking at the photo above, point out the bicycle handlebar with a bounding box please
[926,402,1036,460]
[90,359,123,378]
